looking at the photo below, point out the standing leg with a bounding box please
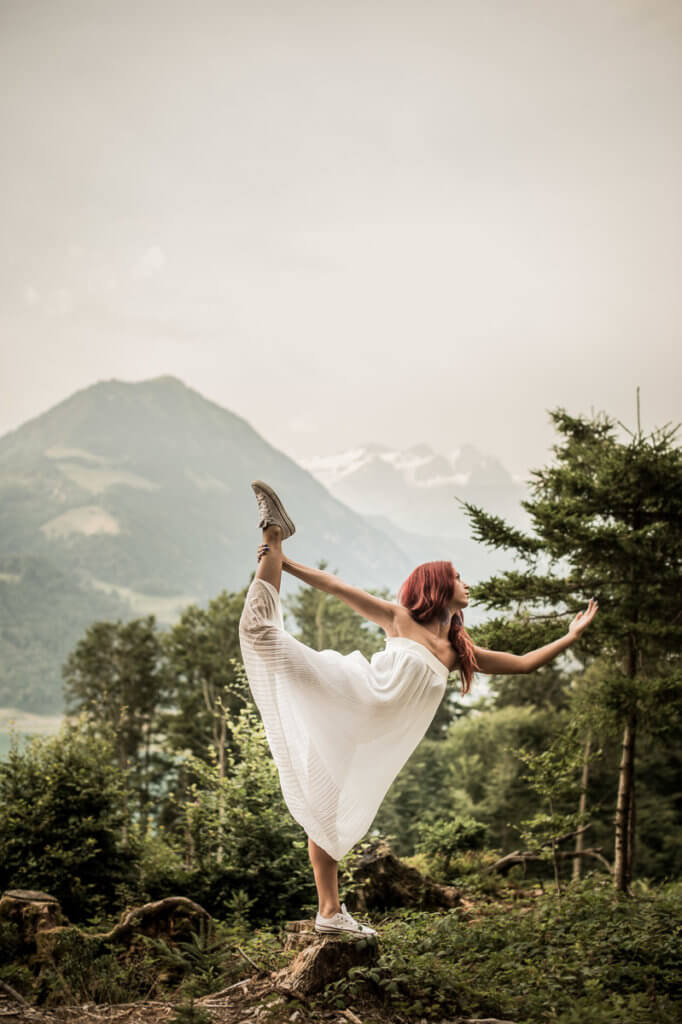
[256,524,283,592]
[308,836,342,916]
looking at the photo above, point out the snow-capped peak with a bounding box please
[296,441,499,489]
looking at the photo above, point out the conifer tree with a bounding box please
[62,615,171,839]
[460,396,682,891]
[161,586,251,864]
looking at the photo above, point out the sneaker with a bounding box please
[314,902,377,936]
[251,480,296,539]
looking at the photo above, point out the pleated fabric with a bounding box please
[238,576,449,861]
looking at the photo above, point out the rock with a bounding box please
[345,838,460,913]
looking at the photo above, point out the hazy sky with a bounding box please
[1,0,680,478]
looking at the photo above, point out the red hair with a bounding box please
[397,560,479,696]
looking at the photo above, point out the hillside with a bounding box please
[0,376,412,712]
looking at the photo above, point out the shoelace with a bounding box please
[255,492,273,524]
[340,902,361,928]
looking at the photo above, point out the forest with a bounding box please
[1,407,681,1024]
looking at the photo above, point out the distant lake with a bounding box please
[0,708,66,760]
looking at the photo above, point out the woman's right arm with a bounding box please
[472,598,598,675]
[473,633,575,675]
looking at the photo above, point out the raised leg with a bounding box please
[255,524,283,593]
[308,836,341,916]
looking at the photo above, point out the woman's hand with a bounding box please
[568,598,599,639]
[257,544,290,569]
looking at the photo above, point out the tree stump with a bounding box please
[346,839,460,913]
[272,926,379,996]
[0,889,66,951]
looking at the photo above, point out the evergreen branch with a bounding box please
[454,497,543,555]
[472,570,582,609]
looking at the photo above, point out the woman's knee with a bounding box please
[239,617,282,649]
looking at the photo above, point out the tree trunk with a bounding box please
[572,730,592,882]
[551,838,561,895]
[315,594,326,651]
[182,767,195,869]
[626,747,636,887]
[217,705,227,865]
[613,712,637,892]
[140,717,151,837]
[119,738,129,848]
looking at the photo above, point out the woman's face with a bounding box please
[449,565,470,611]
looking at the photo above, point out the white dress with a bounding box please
[238,577,450,861]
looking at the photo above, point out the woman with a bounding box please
[238,480,598,936]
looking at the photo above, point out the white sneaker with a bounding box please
[314,902,377,936]
[251,480,296,539]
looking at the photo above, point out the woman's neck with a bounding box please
[419,613,453,641]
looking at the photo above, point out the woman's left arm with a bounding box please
[473,598,598,675]
[281,555,398,632]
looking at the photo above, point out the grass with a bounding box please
[2,878,681,1023]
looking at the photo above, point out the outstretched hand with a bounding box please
[568,598,598,639]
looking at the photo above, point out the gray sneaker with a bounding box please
[314,902,377,936]
[251,480,296,539]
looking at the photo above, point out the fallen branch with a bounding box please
[235,944,265,974]
[198,976,252,999]
[460,1019,518,1023]
[340,1010,363,1024]
[487,847,612,875]
[96,896,211,944]
[0,978,29,1007]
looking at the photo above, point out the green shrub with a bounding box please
[0,720,141,921]
[415,815,490,879]
[34,928,159,1007]
[168,997,213,1024]
[179,705,317,922]
[0,920,33,997]
[316,880,682,1023]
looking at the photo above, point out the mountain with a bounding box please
[297,441,529,538]
[0,376,413,712]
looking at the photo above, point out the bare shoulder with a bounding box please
[383,605,410,638]
[385,607,460,673]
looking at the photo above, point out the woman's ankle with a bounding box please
[318,902,342,917]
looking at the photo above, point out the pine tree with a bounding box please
[62,615,171,840]
[161,586,251,864]
[459,396,682,891]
